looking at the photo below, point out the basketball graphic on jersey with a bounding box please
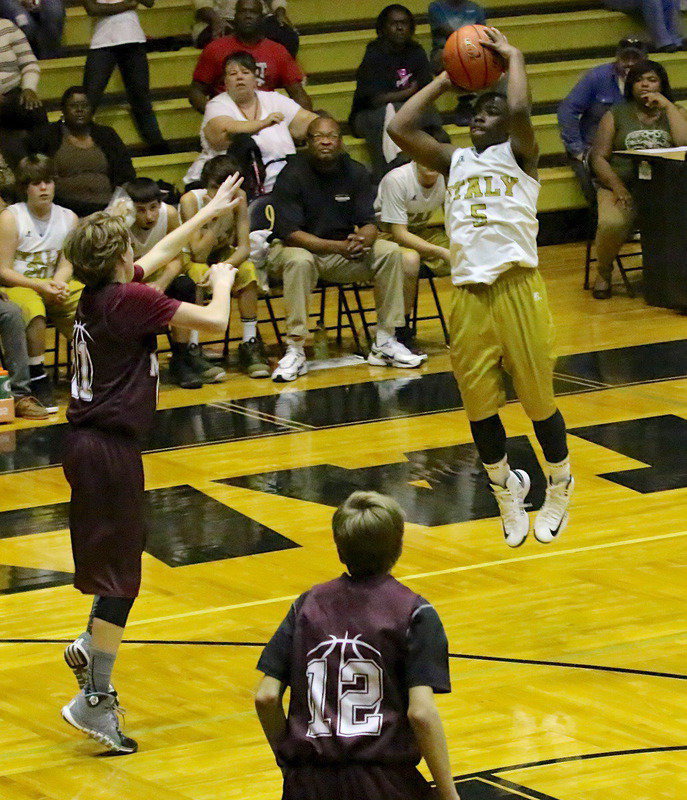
[306,634,384,739]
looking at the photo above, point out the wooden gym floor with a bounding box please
[0,241,684,800]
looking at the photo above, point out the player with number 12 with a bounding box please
[255,491,460,800]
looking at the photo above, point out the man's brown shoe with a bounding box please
[14,395,50,420]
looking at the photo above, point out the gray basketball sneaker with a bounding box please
[62,690,138,754]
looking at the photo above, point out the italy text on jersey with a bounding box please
[306,634,384,739]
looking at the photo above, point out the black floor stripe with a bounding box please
[2,638,685,681]
[457,746,687,780]
[1,339,685,476]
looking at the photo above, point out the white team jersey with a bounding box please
[129,202,171,259]
[9,202,75,280]
[375,162,446,230]
[444,140,540,286]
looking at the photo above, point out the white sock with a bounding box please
[484,455,510,487]
[242,318,257,342]
[285,340,305,355]
[375,327,394,347]
[547,456,571,485]
[189,330,199,346]
[28,356,44,367]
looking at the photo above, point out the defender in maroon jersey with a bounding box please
[255,491,461,800]
[60,174,243,755]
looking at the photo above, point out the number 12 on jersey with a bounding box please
[306,656,383,738]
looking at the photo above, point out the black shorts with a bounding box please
[282,764,433,800]
[63,427,145,598]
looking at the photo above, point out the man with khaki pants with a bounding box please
[267,116,425,382]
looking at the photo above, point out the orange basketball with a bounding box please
[442,25,504,91]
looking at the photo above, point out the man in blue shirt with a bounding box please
[557,37,646,205]
[428,0,487,66]
[428,0,488,124]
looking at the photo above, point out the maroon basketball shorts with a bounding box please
[282,764,433,800]
[63,426,146,598]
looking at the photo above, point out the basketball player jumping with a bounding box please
[60,174,243,754]
[388,28,573,547]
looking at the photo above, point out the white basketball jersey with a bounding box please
[130,202,170,259]
[444,141,540,286]
[9,202,74,279]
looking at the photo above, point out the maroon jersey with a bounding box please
[258,573,450,767]
[67,266,181,440]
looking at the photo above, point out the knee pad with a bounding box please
[166,274,196,304]
[93,595,135,627]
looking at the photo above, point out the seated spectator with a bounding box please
[32,86,136,217]
[181,155,270,378]
[590,60,687,298]
[0,291,49,417]
[558,37,646,207]
[81,0,168,154]
[0,19,46,168]
[267,115,424,383]
[0,0,64,59]
[602,0,683,51]
[0,154,79,411]
[184,52,316,191]
[109,176,226,388]
[189,0,311,114]
[349,4,442,181]
[193,0,298,57]
[427,0,487,124]
[375,159,449,343]
[428,0,487,68]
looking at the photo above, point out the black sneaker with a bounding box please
[168,347,203,389]
[29,373,58,413]
[238,337,270,378]
[187,343,226,383]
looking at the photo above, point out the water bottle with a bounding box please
[0,369,14,423]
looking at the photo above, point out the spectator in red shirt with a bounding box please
[189,0,311,113]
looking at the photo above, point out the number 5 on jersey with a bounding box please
[471,203,487,227]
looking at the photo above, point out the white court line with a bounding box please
[121,528,687,630]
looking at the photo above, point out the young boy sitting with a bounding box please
[255,490,461,800]
[180,154,270,378]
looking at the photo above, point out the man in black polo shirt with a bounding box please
[267,115,425,382]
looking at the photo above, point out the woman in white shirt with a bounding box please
[184,51,316,189]
[82,0,167,152]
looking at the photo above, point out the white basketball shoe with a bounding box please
[491,469,531,548]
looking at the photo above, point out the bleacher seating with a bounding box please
[39,1,687,214]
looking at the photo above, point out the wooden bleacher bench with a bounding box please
[45,0,684,214]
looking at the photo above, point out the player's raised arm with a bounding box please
[482,28,538,177]
[387,74,457,176]
[138,173,243,278]
[169,262,236,334]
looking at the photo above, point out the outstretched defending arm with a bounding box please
[482,28,538,177]
[387,74,457,176]
[138,173,243,278]
[168,262,236,335]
